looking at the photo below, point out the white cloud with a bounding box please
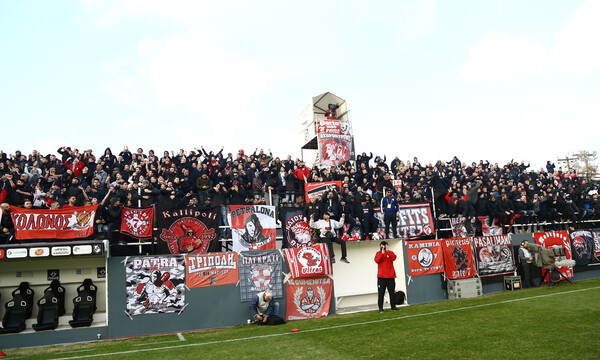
[460,32,548,83]
[551,0,600,75]
[462,0,600,82]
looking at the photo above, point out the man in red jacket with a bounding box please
[374,241,400,313]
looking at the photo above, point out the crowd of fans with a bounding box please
[1,146,600,244]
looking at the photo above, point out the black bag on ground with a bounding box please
[394,290,406,306]
[266,314,286,325]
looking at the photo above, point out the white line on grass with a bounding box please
[49,286,600,360]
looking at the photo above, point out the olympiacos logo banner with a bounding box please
[283,243,332,279]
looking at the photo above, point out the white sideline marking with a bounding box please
[177,332,185,341]
[49,286,600,360]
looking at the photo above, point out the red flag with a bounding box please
[283,243,332,278]
[10,205,99,240]
[442,238,475,280]
[120,206,154,240]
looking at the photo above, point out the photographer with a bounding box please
[374,241,400,313]
[309,212,349,264]
[324,103,339,119]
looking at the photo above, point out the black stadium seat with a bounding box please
[0,292,29,334]
[69,278,98,328]
[44,280,66,316]
[32,292,60,331]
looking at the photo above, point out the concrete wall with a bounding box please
[2,232,599,349]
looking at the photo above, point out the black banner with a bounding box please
[281,207,313,248]
[569,230,594,265]
[155,206,220,255]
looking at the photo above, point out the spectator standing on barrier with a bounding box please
[518,240,535,288]
[374,241,400,313]
[309,212,349,264]
[381,188,399,239]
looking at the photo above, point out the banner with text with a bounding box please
[534,230,573,280]
[569,230,594,266]
[473,235,515,277]
[304,181,342,202]
[238,250,283,302]
[397,203,435,239]
[281,207,313,248]
[317,133,353,168]
[593,230,600,258]
[231,205,276,251]
[406,240,444,276]
[156,206,220,254]
[450,216,503,238]
[185,252,239,288]
[10,205,99,240]
[284,243,332,278]
[120,206,154,240]
[442,238,475,280]
[285,276,332,321]
[125,256,186,316]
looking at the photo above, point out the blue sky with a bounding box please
[1,0,598,171]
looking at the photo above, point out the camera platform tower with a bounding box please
[298,92,354,166]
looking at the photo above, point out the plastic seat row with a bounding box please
[0,279,97,334]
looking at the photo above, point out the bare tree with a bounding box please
[558,150,598,180]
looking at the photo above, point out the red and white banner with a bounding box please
[534,230,573,280]
[230,205,276,251]
[185,252,239,288]
[317,133,353,167]
[391,179,403,193]
[398,203,435,239]
[121,206,154,240]
[450,216,503,238]
[317,119,351,135]
[285,276,332,321]
[442,238,475,280]
[406,240,444,276]
[304,181,342,202]
[318,119,342,134]
[10,205,99,240]
[284,243,332,278]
